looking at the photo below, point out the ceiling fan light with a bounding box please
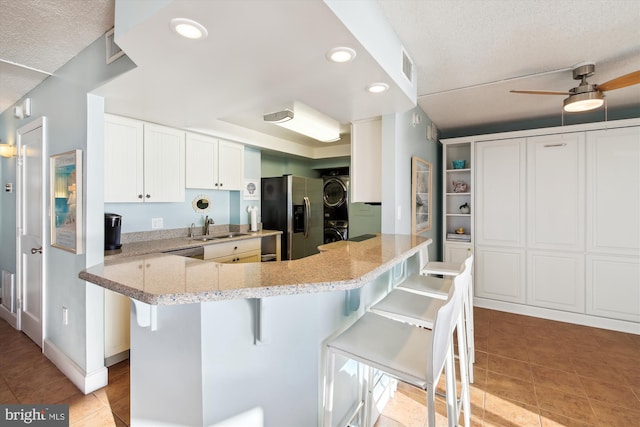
[563,91,604,112]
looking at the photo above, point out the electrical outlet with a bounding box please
[62,307,69,326]
[151,218,164,229]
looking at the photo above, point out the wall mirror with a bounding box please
[411,156,432,234]
[192,195,211,213]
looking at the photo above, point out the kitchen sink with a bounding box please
[214,232,249,238]
[191,236,219,242]
[191,232,249,241]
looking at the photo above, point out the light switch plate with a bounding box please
[151,218,164,229]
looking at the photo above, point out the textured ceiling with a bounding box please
[0,0,639,138]
[0,0,114,113]
[378,0,640,131]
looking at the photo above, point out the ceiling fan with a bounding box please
[510,62,640,113]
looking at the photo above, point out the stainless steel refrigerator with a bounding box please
[261,175,323,260]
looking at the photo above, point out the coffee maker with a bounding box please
[104,213,122,250]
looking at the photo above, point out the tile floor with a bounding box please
[1,308,639,426]
[375,308,640,427]
[0,318,129,426]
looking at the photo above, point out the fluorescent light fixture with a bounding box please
[367,82,389,93]
[0,144,17,158]
[326,47,356,63]
[563,91,604,112]
[264,102,341,143]
[170,18,208,40]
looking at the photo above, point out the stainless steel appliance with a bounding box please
[323,173,349,243]
[104,213,122,250]
[261,175,323,260]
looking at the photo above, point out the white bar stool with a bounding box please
[400,257,475,381]
[323,274,465,427]
[370,256,473,426]
[422,259,475,367]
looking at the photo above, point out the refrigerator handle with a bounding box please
[303,196,310,239]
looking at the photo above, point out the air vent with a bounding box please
[105,28,125,64]
[401,48,413,83]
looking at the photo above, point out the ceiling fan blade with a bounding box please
[510,90,570,95]
[597,70,640,91]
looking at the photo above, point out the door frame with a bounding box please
[16,116,48,348]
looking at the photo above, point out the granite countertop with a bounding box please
[80,234,432,305]
[104,229,282,260]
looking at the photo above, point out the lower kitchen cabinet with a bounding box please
[475,247,525,303]
[586,255,640,323]
[204,238,261,263]
[527,251,585,313]
[104,289,130,363]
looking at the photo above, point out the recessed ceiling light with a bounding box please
[170,18,208,40]
[367,83,389,94]
[326,47,356,63]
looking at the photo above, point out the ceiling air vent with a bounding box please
[105,28,125,64]
[401,48,413,83]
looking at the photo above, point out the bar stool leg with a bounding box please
[456,312,471,427]
[323,350,336,427]
[444,339,458,427]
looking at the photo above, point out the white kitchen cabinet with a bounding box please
[204,238,261,263]
[143,123,185,202]
[185,132,244,191]
[586,255,640,322]
[104,115,185,203]
[475,247,525,303]
[527,251,585,313]
[527,133,585,251]
[104,114,144,202]
[475,138,526,248]
[586,127,640,255]
[350,118,381,203]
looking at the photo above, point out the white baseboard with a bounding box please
[44,338,108,394]
[474,298,640,335]
[0,304,18,329]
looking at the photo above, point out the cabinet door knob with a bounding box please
[219,183,223,187]
[214,183,219,187]
[138,194,143,199]
[146,194,151,199]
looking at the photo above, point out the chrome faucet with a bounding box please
[203,216,214,235]
[189,223,196,238]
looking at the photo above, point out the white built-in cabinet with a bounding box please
[185,132,244,191]
[442,119,640,329]
[104,114,185,203]
[585,127,640,322]
[351,118,382,203]
[474,138,526,303]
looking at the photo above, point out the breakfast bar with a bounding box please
[80,234,431,426]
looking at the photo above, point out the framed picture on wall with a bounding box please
[50,150,83,254]
[412,156,432,234]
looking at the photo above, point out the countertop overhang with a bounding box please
[80,234,431,305]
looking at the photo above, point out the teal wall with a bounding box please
[0,34,136,373]
[380,106,442,261]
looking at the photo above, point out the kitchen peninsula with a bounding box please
[80,234,432,426]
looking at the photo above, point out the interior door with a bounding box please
[17,118,46,348]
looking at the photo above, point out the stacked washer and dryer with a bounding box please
[322,169,349,244]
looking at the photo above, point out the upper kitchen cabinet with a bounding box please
[105,114,185,203]
[351,118,382,203]
[185,132,244,191]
